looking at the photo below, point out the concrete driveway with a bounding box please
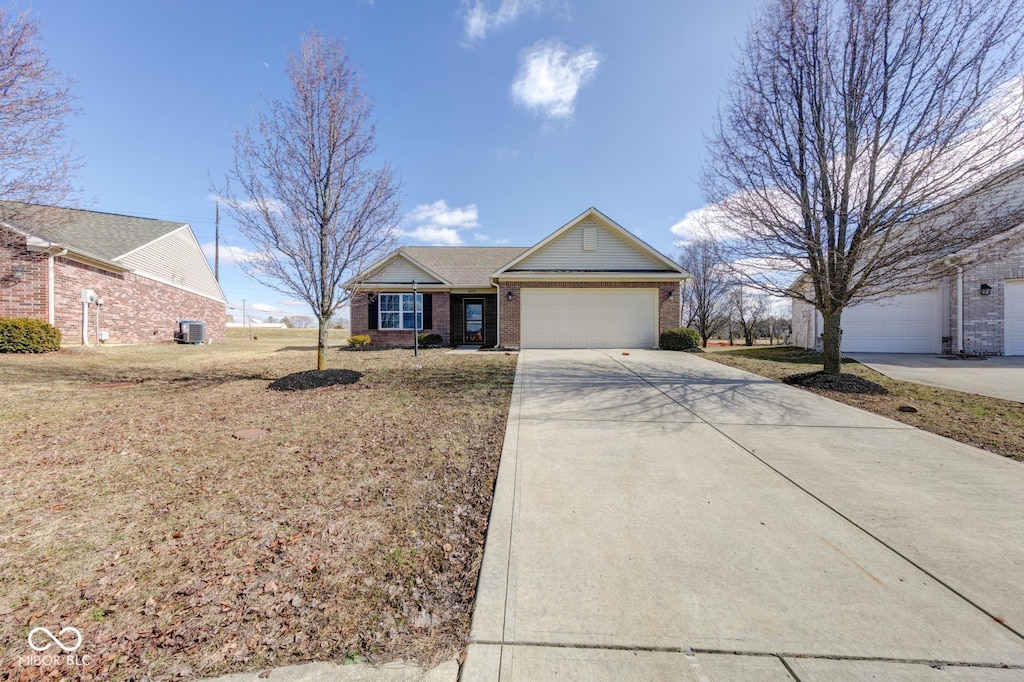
[847,353,1024,403]
[462,349,1024,681]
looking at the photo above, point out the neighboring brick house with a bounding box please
[1,203,227,345]
[347,208,689,349]
[791,167,1024,356]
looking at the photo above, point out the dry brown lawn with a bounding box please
[0,333,516,680]
[702,346,1024,461]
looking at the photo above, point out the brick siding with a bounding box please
[1,242,226,345]
[956,248,1024,355]
[350,290,452,345]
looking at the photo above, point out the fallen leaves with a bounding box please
[0,346,516,678]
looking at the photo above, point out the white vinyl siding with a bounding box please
[840,289,942,353]
[365,257,441,284]
[116,226,225,302]
[1005,279,1024,356]
[521,288,658,348]
[510,219,665,271]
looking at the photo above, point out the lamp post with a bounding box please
[412,279,418,357]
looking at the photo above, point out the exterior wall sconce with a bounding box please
[11,265,25,281]
[506,290,514,301]
[980,283,992,296]
[667,290,675,301]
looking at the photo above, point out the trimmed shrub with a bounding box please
[0,317,62,353]
[660,327,701,351]
[417,332,443,347]
[347,334,372,348]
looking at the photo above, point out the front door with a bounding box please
[464,301,484,344]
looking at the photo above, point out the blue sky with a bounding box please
[25,0,761,320]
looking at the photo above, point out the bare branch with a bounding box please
[217,32,401,369]
[703,0,1024,373]
[0,7,79,234]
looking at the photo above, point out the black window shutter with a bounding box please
[422,293,433,329]
[368,296,378,330]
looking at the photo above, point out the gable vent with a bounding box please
[582,225,597,251]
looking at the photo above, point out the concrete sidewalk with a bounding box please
[462,349,1024,681]
[847,352,1024,403]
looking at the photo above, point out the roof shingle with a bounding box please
[1,203,186,261]
[399,246,528,287]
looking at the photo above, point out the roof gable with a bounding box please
[494,208,686,276]
[0,202,188,260]
[359,251,450,285]
[118,226,227,303]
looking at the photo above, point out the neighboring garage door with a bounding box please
[521,288,658,348]
[1006,280,1024,356]
[841,289,942,353]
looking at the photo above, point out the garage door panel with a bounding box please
[842,290,941,354]
[1007,280,1024,356]
[521,289,657,348]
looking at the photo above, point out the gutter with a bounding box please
[47,247,67,325]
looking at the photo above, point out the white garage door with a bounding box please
[841,289,941,353]
[1006,280,1024,356]
[521,288,658,348]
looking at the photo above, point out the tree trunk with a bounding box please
[821,310,843,375]
[317,317,328,371]
[702,336,709,348]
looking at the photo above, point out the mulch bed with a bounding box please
[782,370,889,394]
[267,369,363,391]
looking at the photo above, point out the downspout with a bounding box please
[945,258,964,354]
[47,248,67,325]
[495,281,501,348]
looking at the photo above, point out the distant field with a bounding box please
[226,327,351,343]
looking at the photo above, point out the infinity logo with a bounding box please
[28,626,83,653]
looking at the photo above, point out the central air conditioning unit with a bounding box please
[177,320,206,344]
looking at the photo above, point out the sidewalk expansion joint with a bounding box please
[472,639,1024,670]
[600,351,1024,646]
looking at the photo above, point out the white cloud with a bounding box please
[511,40,602,120]
[496,144,520,160]
[280,298,308,308]
[403,200,480,245]
[408,200,479,229]
[247,302,283,313]
[473,232,510,244]
[201,241,261,264]
[462,0,543,42]
[669,205,741,245]
[404,225,464,246]
[208,193,286,216]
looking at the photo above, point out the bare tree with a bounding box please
[219,32,400,370]
[0,7,78,227]
[703,0,1024,374]
[676,239,731,347]
[732,285,770,346]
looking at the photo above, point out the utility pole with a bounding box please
[242,298,251,341]
[214,201,220,282]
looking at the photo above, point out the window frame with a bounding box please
[377,293,423,331]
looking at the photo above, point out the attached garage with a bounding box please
[1006,280,1024,356]
[521,288,658,348]
[841,289,942,353]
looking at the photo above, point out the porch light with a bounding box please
[980,283,992,296]
[507,290,514,301]
[12,265,25,281]
[667,290,675,301]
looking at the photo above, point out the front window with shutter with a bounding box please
[378,293,423,330]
